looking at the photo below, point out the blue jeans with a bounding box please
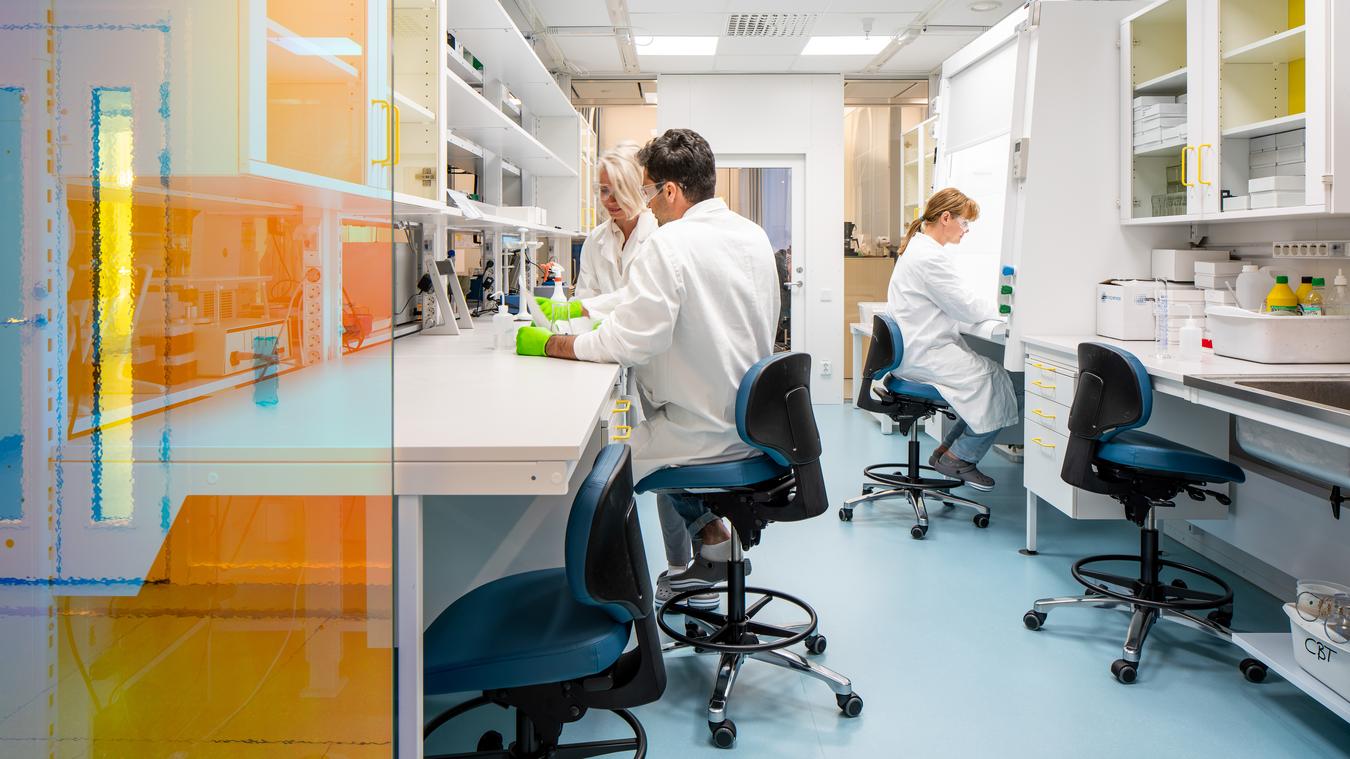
[941,418,1002,463]
[663,492,718,541]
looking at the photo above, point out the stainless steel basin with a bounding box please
[1233,379,1350,412]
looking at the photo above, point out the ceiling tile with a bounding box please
[530,0,613,27]
[628,0,730,13]
[553,35,624,72]
[716,37,809,56]
[628,12,726,37]
[928,0,1019,27]
[807,13,918,37]
[879,32,982,74]
[637,56,718,74]
[713,54,801,72]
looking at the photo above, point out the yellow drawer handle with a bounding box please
[611,425,632,441]
[1029,362,1058,373]
[1031,409,1057,420]
[1031,380,1057,390]
[1030,437,1057,450]
[613,399,632,413]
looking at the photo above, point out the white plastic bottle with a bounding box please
[549,277,570,334]
[1179,306,1203,361]
[1235,265,1274,312]
[492,293,515,351]
[1326,269,1350,316]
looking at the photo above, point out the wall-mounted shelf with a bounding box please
[445,47,484,86]
[1222,113,1307,139]
[446,70,576,177]
[448,1,574,118]
[1223,26,1306,65]
[394,90,435,124]
[1134,138,1187,158]
[1134,67,1188,95]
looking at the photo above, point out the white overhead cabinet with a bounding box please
[1122,0,1350,223]
[901,115,939,223]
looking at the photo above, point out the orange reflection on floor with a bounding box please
[54,495,393,757]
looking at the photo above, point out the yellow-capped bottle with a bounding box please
[1266,275,1299,315]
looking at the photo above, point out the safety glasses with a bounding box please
[592,183,615,200]
[954,216,971,232]
[639,182,663,205]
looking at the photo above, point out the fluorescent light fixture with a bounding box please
[270,36,363,57]
[633,36,718,56]
[801,36,890,56]
[969,1,1002,11]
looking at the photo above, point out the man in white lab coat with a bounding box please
[516,128,780,599]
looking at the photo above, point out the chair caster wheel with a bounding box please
[910,525,927,540]
[710,719,737,748]
[476,730,504,752]
[836,693,864,718]
[861,485,876,495]
[1208,606,1233,628]
[805,634,827,655]
[1111,659,1138,684]
[1023,610,1046,630]
[1240,658,1268,684]
[838,508,852,522]
[1170,578,1188,590]
[973,513,990,529]
[942,501,956,510]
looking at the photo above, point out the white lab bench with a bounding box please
[1020,334,1350,724]
[55,324,622,759]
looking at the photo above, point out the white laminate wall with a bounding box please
[658,75,845,403]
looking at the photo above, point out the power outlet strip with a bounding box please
[1271,240,1347,258]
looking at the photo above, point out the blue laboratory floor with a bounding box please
[429,404,1350,758]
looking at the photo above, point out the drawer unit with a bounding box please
[1024,428,1123,519]
[1025,396,1071,437]
[1024,355,1077,407]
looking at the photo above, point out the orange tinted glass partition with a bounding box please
[1,3,396,756]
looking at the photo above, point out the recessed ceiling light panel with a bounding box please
[801,36,889,56]
[969,1,1002,11]
[633,36,719,56]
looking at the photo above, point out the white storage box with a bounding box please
[1250,190,1306,209]
[1195,273,1238,290]
[1096,280,1156,340]
[1251,162,1305,179]
[1205,306,1350,363]
[1251,134,1279,151]
[1132,95,1176,108]
[1204,289,1238,306]
[1250,150,1277,169]
[1276,129,1307,148]
[1284,604,1350,701]
[1152,249,1233,281]
[1134,103,1187,119]
[1277,145,1306,164]
[1223,195,1250,212]
[1195,260,1246,276]
[1249,175,1305,194]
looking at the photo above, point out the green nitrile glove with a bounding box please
[516,325,552,356]
[534,296,583,321]
[592,319,603,331]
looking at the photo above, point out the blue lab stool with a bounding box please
[636,352,862,749]
[422,444,666,758]
[839,313,990,538]
[1021,343,1268,685]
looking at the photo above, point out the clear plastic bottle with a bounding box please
[1325,270,1350,316]
[1302,277,1326,316]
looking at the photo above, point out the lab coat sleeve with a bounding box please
[918,251,1001,325]
[573,231,603,300]
[573,238,683,366]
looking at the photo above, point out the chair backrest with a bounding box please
[1061,342,1153,493]
[734,352,828,519]
[564,444,654,625]
[862,313,904,382]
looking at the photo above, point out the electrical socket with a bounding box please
[1271,240,1347,258]
[821,360,833,377]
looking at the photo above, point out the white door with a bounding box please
[714,156,806,354]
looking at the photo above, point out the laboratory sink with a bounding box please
[1231,378,1350,412]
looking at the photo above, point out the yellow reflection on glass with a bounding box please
[92,87,135,521]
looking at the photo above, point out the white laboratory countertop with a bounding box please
[1021,335,1350,384]
[59,324,621,488]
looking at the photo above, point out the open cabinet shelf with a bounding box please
[1223,25,1307,64]
[1222,113,1307,139]
[1134,67,1188,95]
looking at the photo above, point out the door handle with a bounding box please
[1031,380,1057,390]
[611,425,632,441]
[392,104,402,165]
[1030,437,1057,449]
[371,99,392,167]
[1028,361,1058,373]
[613,399,631,413]
[1031,408,1057,420]
[788,281,804,289]
[1181,145,1195,188]
[1197,143,1212,186]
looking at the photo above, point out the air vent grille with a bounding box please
[725,13,817,38]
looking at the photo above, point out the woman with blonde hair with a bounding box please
[885,187,1018,490]
[571,141,657,317]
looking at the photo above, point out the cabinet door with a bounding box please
[254,0,390,188]
[1207,0,1322,217]
[1123,0,1203,222]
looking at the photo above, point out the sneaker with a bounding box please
[655,557,751,610]
[932,452,996,492]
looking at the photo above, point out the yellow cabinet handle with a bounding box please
[1181,145,1195,188]
[611,425,632,441]
[1197,143,1212,186]
[613,399,631,413]
[1030,437,1057,449]
[1031,408,1057,420]
[371,99,392,166]
[1031,380,1057,390]
[1029,362,1058,373]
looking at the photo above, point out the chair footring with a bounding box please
[862,463,962,491]
[1070,554,1234,612]
[657,586,818,654]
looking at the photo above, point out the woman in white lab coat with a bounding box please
[572,142,658,319]
[886,187,1019,491]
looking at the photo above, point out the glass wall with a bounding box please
[0,2,395,755]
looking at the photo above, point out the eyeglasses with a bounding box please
[639,182,663,204]
[954,216,971,232]
[592,183,615,199]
